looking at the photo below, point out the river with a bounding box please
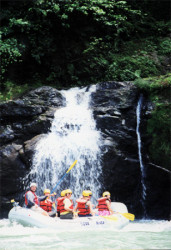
[0,219,170,249]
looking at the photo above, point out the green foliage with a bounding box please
[147,101,171,169]
[0,35,25,79]
[106,54,159,81]
[0,81,29,101]
[157,37,171,55]
[0,0,145,85]
[134,74,171,91]
[1,0,170,87]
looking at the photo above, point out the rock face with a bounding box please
[0,86,65,217]
[0,83,170,219]
[91,82,143,217]
[91,82,170,219]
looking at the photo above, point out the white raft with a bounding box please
[8,202,129,230]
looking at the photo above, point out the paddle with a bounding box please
[51,160,78,194]
[120,212,135,221]
[100,212,135,221]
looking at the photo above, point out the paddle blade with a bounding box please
[121,213,135,221]
[66,160,77,173]
[100,216,118,221]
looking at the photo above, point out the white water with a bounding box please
[136,95,147,217]
[26,86,103,202]
[0,219,171,249]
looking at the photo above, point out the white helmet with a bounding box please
[30,182,37,188]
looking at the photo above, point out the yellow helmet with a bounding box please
[87,190,92,196]
[103,191,110,197]
[44,189,50,194]
[65,189,72,194]
[82,190,91,197]
[61,190,66,197]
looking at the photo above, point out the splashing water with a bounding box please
[1,219,171,250]
[27,86,103,202]
[136,94,147,217]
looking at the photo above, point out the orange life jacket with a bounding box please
[76,199,90,216]
[60,198,73,213]
[25,190,39,206]
[97,197,110,211]
[56,197,65,212]
[40,199,53,212]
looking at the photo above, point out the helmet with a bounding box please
[30,182,37,188]
[103,191,110,197]
[44,189,50,194]
[61,190,66,197]
[82,190,91,197]
[87,190,92,196]
[65,189,72,194]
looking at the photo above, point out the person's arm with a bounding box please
[26,192,36,208]
[87,201,95,215]
[64,199,73,212]
[106,200,114,214]
[38,195,48,202]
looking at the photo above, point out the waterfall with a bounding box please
[27,86,103,203]
[136,94,147,217]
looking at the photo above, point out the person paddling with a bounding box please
[75,190,95,217]
[60,189,74,219]
[40,189,56,217]
[97,191,114,216]
[56,190,66,217]
[25,183,49,216]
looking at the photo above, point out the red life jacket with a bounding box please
[97,197,110,211]
[76,199,90,216]
[60,198,73,213]
[40,199,53,212]
[57,197,65,212]
[25,190,39,206]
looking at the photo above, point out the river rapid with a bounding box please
[0,219,170,250]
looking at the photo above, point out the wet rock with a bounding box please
[0,86,65,217]
[19,134,47,167]
[91,81,170,219]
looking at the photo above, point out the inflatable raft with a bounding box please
[8,202,129,230]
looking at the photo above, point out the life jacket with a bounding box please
[40,199,53,212]
[57,197,65,213]
[76,199,90,216]
[60,198,73,214]
[25,190,39,206]
[97,197,110,211]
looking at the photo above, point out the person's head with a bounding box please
[65,189,72,198]
[87,190,92,198]
[61,190,66,197]
[102,191,111,198]
[82,190,92,199]
[30,183,37,192]
[44,189,50,196]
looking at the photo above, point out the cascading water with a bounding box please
[136,94,147,217]
[27,86,103,203]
